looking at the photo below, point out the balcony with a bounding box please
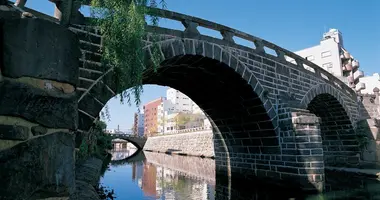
[342,61,352,72]
[354,70,364,81]
[356,82,366,92]
[352,60,360,70]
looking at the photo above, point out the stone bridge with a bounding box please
[0,1,379,197]
[110,134,147,150]
[70,7,375,192]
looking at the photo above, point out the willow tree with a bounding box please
[88,0,167,120]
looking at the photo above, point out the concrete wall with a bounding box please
[143,130,214,158]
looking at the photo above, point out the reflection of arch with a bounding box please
[300,83,355,126]
[301,84,359,167]
[110,150,145,166]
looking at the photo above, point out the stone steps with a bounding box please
[70,24,116,131]
[79,40,101,53]
[81,49,102,63]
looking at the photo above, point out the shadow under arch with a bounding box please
[302,88,360,167]
[140,54,279,172]
[92,53,280,197]
[301,83,357,127]
[82,50,281,196]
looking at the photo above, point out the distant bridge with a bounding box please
[109,134,147,150]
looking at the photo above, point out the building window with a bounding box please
[321,51,331,58]
[306,55,315,61]
[322,62,333,73]
[322,62,333,69]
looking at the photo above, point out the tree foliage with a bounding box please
[88,0,167,120]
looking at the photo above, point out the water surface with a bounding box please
[101,145,380,200]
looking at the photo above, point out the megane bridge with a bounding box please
[1,1,378,195]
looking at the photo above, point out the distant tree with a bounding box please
[175,113,191,130]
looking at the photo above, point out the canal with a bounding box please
[101,145,380,200]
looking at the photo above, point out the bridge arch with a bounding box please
[300,83,355,126]
[82,38,282,177]
[301,84,359,167]
[143,37,278,131]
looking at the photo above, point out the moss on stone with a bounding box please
[0,139,21,151]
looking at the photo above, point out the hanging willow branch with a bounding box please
[87,0,166,121]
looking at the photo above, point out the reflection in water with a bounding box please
[103,146,380,200]
[111,140,138,161]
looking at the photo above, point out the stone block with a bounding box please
[0,6,21,19]
[31,125,48,136]
[76,157,103,187]
[292,115,320,124]
[3,18,80,86]
[0,124,29,140]
[0,80,77,129]
[0,132,75,199]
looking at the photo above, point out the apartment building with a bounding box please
[156,88,211,134]
[133,112,145,137]
[143,97,165,137]
[359,73,380,94]
[166,88,193,113]
[290,28,365,92]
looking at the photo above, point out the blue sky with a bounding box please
[26,0,379,130]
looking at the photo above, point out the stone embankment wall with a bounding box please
[0,7,80,199]
[144,151,216,185]
[74,157,104,200]
[357,94,380,167]
[143,130,215,158]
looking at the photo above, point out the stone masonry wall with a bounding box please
[143,130,214,158]
[0,7,80,200]
[357,94,380,166]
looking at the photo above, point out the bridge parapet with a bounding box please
[141,7,355,97]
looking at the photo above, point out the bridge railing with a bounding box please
[144,7,355,97]
[109,134,145,139]
[10,1,355,97]
[149,126,212,137]
[163,126,212,135]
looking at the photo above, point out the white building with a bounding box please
[359,73,380,94]
[156,88,212,134]
[290,28,365,92]
[166,88,193,113]
[191,102,203,114]
[157,98,175,134]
